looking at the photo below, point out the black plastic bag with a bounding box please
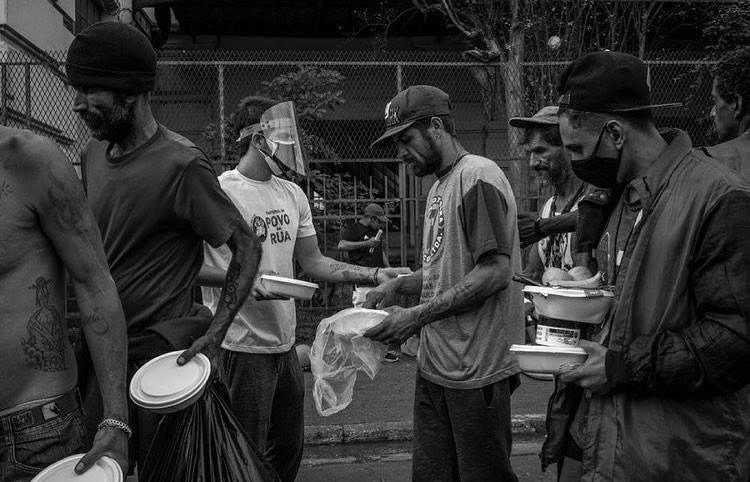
[140,379,279,482]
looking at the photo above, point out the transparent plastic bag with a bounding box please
[310,308,388,416]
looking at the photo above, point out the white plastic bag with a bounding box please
[310,308,388,416]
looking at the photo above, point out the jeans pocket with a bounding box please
[10,410,87,473]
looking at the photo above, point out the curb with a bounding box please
[304,414,546,446]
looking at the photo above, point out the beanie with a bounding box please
[66,21,156,93]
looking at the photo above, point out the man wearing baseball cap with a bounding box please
[365,85,523,481]
[67,21,263,474]
[511,106,586,278]
[555,51,750,481]
[512,107,613,275]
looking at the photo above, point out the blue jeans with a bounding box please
[222,349,304,482]
[0,395,87,482]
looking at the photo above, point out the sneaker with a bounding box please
[384,351,400,363]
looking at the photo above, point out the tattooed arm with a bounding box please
[178,219,261,367]
[25,135,128,473]
[294,235,411,284]
[364,252,510,346]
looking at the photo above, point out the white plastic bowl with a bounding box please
[32,454,122,482]
[523,286,614,324]
[261,275,318,300]
[130,351,211,414]
[510,344,588,374]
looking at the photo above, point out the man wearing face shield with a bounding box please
[198,97,410,482]
[552,51,750,481]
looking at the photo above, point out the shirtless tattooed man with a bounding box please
[0,128,128,481]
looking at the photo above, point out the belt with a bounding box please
[3,390,81,432]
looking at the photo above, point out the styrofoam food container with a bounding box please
[130,351,210,414]
[261,275,318,300]
[523,286,614,324]
[510,344,588,374]
[330,308,389,336]
[32,454,122,482]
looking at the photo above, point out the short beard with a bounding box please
[80,97,135,143]
[412,135,443,177]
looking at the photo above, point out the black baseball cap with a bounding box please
[371,85,451,148]
[557,51,681,113]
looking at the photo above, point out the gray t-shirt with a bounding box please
[418,154,523,389]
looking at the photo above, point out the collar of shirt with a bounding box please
[624,129,693,212]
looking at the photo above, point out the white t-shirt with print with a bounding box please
[202,169,316,354]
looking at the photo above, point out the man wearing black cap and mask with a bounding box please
[66,21,262,472]
[364,85,523,481]
[554,51,750,481]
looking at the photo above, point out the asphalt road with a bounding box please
[299,439,556,482]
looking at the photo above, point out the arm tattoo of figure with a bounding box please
[80,308,110,336]
[221,259,241,311]
[21,277,67,372]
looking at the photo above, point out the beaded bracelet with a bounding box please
[371,267,380,285]
[97,418,133,439]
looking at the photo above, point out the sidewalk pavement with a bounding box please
[303,355,554,445]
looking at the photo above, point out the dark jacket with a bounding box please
[571,131,750,481]
[702,132,750,181]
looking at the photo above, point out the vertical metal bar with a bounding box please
[399,162,407,268]
[1,64,7,126]
[396,64,403,93]
[25,64,31,128]
[384,174,389,259]
[217,64,226,164]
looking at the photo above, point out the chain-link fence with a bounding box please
[2,48,716,319]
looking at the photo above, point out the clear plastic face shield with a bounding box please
[237,101,306,178]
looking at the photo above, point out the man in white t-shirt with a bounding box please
[198,97,410,482]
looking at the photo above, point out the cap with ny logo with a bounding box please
[371,85,452,148]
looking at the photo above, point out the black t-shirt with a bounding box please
[80,125,241,335]
[341,222,384,268]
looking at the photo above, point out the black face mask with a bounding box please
[570,124,623,189]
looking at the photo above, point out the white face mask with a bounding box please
[260,138,285,177]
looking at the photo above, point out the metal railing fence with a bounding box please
[2,48,716,311]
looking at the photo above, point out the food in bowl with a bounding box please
[541,267,573,285]
[510,344,588,374]
[523,285,614,324]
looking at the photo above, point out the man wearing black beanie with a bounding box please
[67,21,263,474]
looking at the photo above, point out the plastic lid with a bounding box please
[522,286,614,298]
[260,275,319,288]
[130,351,210,408]
[32,454,122,482]
[509,344,587,355]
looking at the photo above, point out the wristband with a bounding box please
[97,418,132,438]
[371,267,380,285]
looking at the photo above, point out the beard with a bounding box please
[411,136,443,177]
[79,99,135,143]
